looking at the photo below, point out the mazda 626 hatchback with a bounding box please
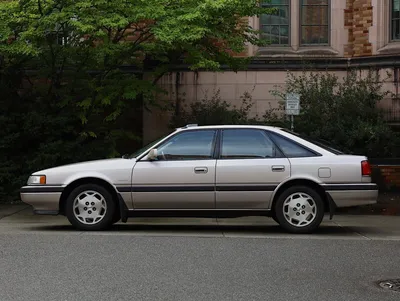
[20,124,378,233]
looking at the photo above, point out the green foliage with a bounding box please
[0,0,271,202]
[170,89,256,127]
[0,0,272,129]
[268,70,400,158]
[171,69,400,159]
[0,67,141,202]
[0,0,272,127]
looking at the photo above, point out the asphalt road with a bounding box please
[0,208,400,301]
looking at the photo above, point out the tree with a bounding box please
[0,0,272,130]
[0,0,272,202]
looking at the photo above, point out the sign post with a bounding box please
[285,93,300,131]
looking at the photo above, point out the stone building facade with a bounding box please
[144,0,400,143]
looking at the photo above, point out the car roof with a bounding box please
[174,124,336,156]
[176,124,282,131]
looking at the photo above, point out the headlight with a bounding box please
[27,175,46,185]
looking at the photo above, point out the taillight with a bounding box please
[361,160,371,176]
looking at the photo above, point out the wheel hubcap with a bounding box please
[73,190,107,225]
[283,192,317,227]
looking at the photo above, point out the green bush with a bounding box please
[170,89,256,127]
[0,69,141,203]
[268,70,400,158]
[170,69,400,159]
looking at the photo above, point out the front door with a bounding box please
[216,129,291,209]
[132,130,217,209]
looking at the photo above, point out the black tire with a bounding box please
[274,185,324,234]
[65,184,116,231]
[112,211,121,224]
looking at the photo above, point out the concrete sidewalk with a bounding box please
[1,204,400,240]
[0,204,29,219]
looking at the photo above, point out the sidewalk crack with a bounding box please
[216,217,225,237]
[332,220,371,240]
[0,206,29,221]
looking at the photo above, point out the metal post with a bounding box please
[291,115,294,131]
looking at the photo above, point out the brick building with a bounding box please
[144,0,400,143]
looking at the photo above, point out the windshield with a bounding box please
[280,129,345,155]
[129,132,172,158]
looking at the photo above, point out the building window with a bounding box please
[260,0,290,46]
[392,0,400,41]
[300,0,329,45]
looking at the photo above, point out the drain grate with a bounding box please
[378,279,400,292]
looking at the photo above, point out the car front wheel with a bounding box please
[274,185,324,234]
[65,184,116,231]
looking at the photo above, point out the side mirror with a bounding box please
[147,148,158,161]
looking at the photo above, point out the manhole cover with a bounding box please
[378,279,400,292]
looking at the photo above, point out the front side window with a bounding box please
[260,0,290,46]
[392,0,400,41]
[221,129,282,159]
[269,132,318,158]
[300,0,330,45]
[157,130,216,160]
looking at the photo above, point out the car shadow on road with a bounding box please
[28,223,357,236]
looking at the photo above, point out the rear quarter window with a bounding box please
[280,129,344,155]
[268,132,319,158]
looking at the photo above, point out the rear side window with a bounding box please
[269,132,317,158]
[221,129,283,159]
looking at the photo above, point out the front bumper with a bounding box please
[324,183,378,208]
[20,186,63,213]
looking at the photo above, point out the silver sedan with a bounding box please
[20,125,378,233]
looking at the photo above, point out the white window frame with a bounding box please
[375,0,400,54]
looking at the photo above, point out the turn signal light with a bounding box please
[27,175,46,185]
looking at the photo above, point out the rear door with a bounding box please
[215,129,291,209]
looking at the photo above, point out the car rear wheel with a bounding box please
[65,184,116,231]
[274,185,324,234]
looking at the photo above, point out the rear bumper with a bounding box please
[20,186,63,213]
[323,183,378,208]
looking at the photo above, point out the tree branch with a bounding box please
[37,0,43,16]
[112,23,133,43]
[132,28,154,47]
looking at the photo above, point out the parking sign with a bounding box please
[285,93,300,116]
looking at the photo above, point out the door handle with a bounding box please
[272,165,285,172]
[194,167,208,174]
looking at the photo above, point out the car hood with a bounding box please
[34,158,137,175]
